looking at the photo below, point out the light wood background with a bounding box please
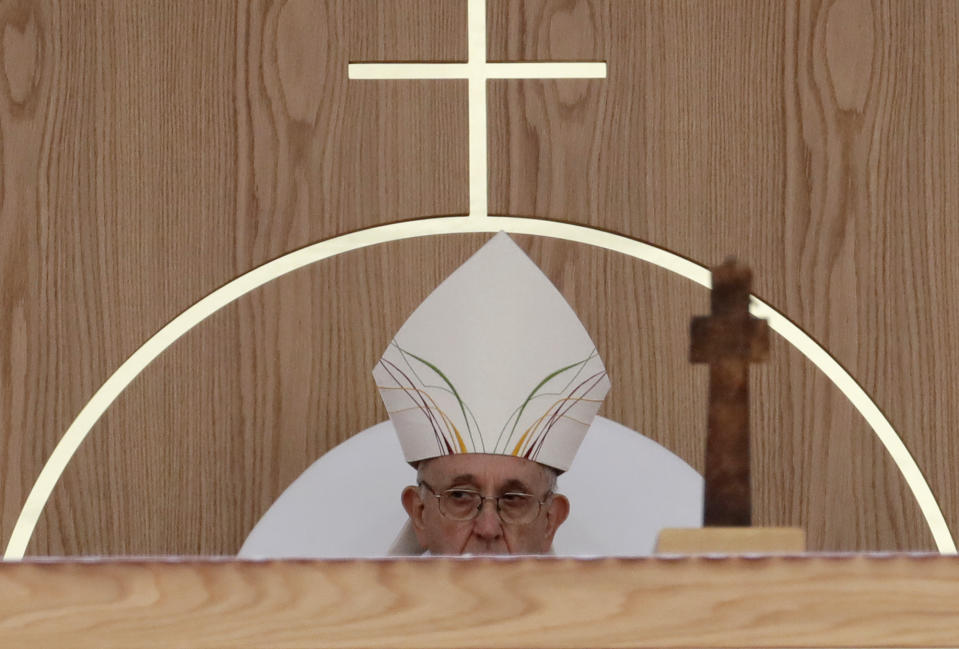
[3,556,959,648]
[0,0,957,555]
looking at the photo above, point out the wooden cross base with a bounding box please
[655,527,806,554]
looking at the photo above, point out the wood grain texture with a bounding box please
[2,0,957,557]
[656,526,806,553]
[0,0,241,551]
[236,0,468,269]
[3,556,959,648]
[487,0,957,549]
[788,0,959,553]
[0,0,466,554]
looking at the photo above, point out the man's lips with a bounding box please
[465,541,510,555]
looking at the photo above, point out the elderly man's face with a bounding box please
[401,454,570,555]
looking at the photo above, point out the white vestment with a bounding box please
[240,417,703,558]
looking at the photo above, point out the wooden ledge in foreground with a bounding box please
[2,554,959,648]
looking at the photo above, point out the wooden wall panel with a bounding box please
[487,0,787,275]
[809,0,959,552]
[2,0,957,555]
[0,0,240,551]
[1,0,469,554]
[779,0,959,550]
[488,0,957,550]
[237,0,468,267]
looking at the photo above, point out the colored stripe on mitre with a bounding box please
[373,344,479,460]
[499,349,610,471]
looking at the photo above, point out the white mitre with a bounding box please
[373,232,611,471]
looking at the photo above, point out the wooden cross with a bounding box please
[690,258,769,527]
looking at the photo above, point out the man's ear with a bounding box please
[401,485,429,542]
[543,494,570,548]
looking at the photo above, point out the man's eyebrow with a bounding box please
[446,474,478,486]
[500,479,533,493]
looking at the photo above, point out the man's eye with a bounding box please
[447,490,477,500]
[500,493,529,504]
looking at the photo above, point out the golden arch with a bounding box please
[5,216,954,557]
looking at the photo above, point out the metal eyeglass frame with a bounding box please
[418,481,552,525]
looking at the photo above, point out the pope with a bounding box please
[374,233,611,554]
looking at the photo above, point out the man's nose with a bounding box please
[472,499,503,538]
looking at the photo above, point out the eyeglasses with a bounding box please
[418,481,551,525]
